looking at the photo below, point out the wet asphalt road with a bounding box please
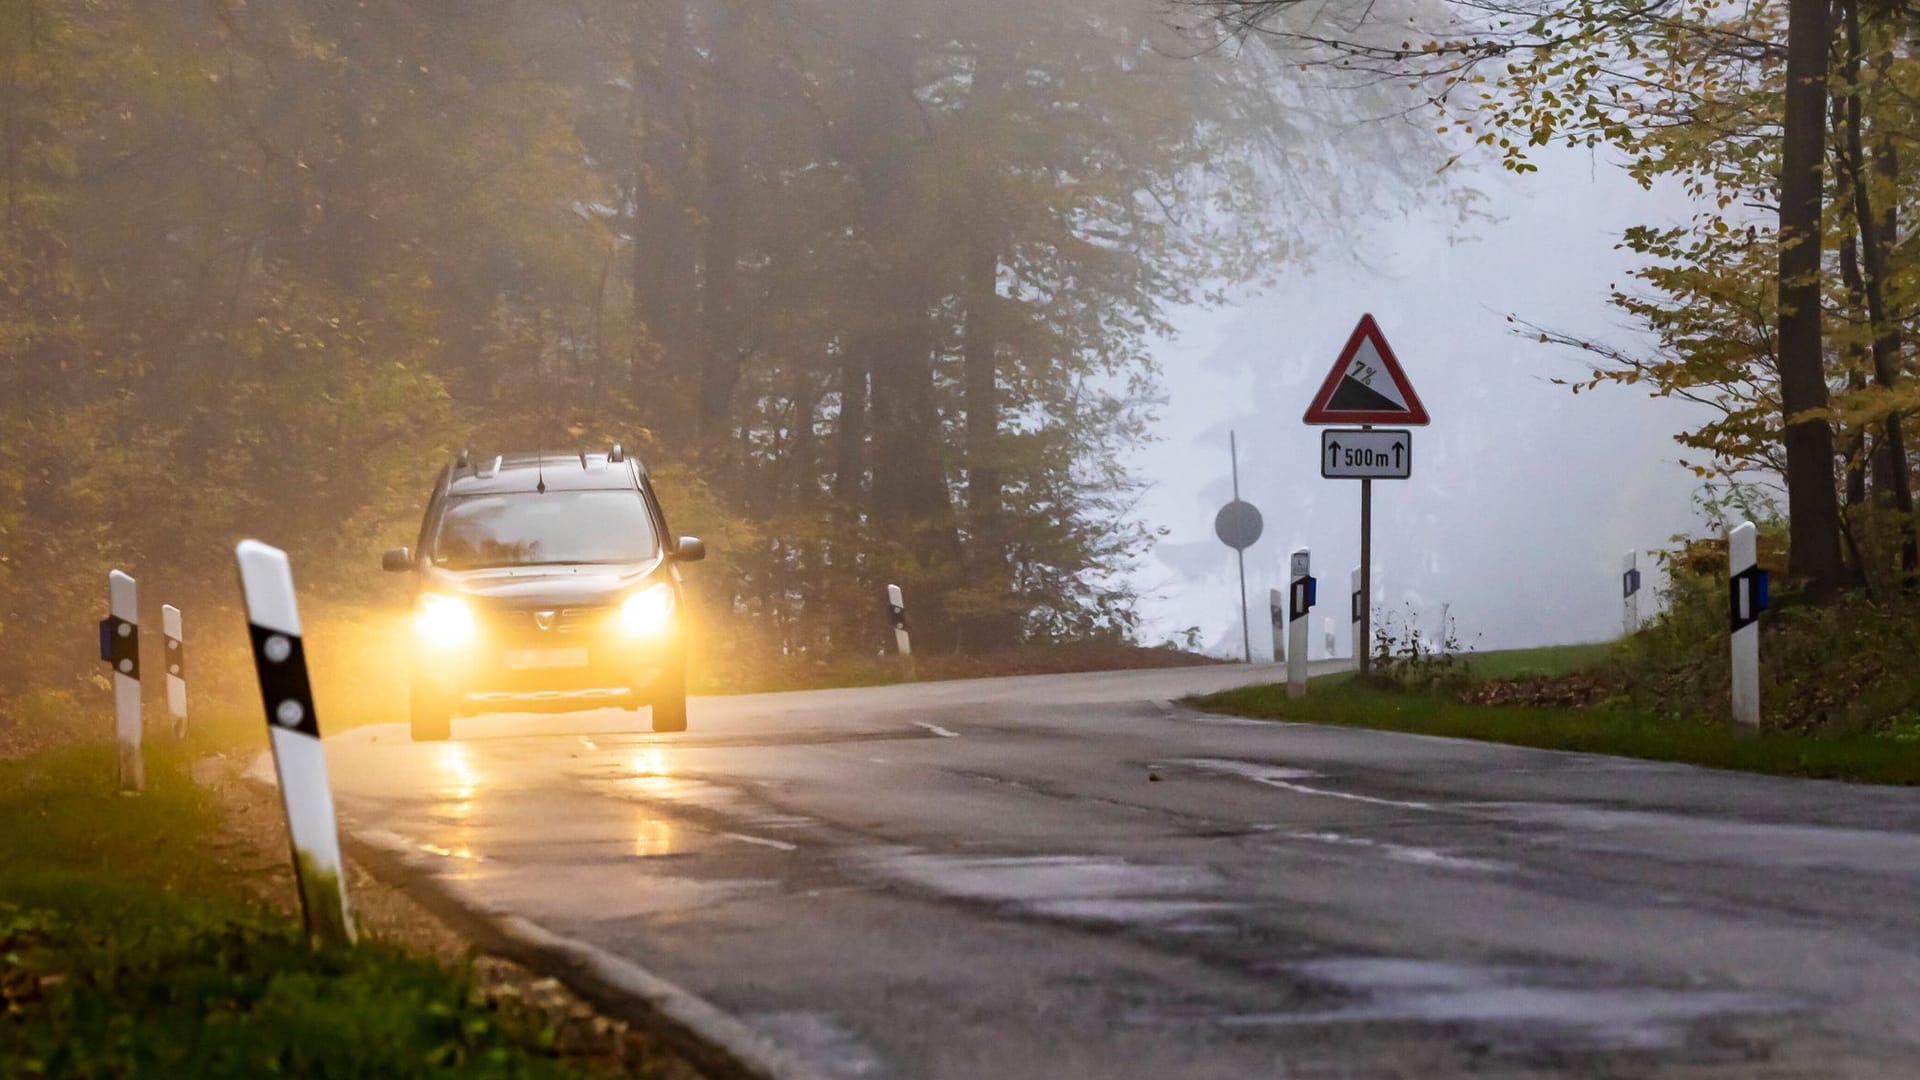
[322,664,1920,1078]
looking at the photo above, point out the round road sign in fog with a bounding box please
[1214,499,1263,551]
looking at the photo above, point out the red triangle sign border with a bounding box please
[1302,313,1430,426]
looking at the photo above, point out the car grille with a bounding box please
[501,606,610,635]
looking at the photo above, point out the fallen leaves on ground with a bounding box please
[1460,674,1614,709]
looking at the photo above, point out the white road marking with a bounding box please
[914,721,960,738]
[725,832,799,852]
[1175,757,1434,811]
[1255,778,1433,811]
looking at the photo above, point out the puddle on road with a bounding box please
[458,862,777,922]
[1205,957,1792,1051]
[1282,831,1511,874]
[1486,803,1920,877]
[864,850,1230,929]
[1028,898,1241,927]
[747,1011,888,1079]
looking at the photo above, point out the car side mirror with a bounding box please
[381,547,414,572]
[675,536,706,563]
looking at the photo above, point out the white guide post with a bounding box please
[1728,522,1761,729]
[886,584,913,675]
[1268,588,1285,663]
[162,603,186,738]
[1621,550,1641,635]
[103,570,143,792]
[1350,566,1364,668]
[1287,549,1312,698]
[236,540,355,946]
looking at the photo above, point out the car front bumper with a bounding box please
[411,607,683,713]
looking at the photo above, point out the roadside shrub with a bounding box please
[1614,545,1920,734]
[1364,604,1476,695]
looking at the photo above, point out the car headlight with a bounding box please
[620,583,676,636]
[415,593,475,646]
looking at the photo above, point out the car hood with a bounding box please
[422,555,664,607]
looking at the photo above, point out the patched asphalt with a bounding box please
[320,664,1920,1078]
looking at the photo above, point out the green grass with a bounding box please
[0,741,594,1077]
[1459,641,1615,681]
[1194,646,1920,786]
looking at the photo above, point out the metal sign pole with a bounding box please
[1232,432,1250,663]
[1359,422,1373,676]
[1214,431,1265,662]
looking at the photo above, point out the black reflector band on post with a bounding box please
[1728,568,1767,634]
[166,635,185,678]
[99,615,140,679]
[248,623,319,739]
[888,604,907,631]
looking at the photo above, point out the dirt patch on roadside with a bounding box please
[196,755,713,1079]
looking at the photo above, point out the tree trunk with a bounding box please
[957,40,1018,650]
[629,0,699,441]
[1777,0,1846,599]
[1833,26,1870,510]
[1868,39,1915,579]
[697,0,745,445]
[833,348,868,503]
[963,235,1002,556]
[1840,231,1870,508]
[1839,2,1914,580]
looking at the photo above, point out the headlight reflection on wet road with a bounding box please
[631,812,680,858]
[630,747,673,793]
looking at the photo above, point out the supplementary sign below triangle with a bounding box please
[1303,313,1429,425]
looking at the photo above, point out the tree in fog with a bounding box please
[0,0,1442,696]
[1192,0,1920,597]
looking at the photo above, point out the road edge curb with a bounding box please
[238,761,830,1080]
[345,827,835,1080]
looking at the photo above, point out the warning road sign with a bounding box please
[1303,314,1429,426]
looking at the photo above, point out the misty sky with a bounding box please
[1133,141,1711,658]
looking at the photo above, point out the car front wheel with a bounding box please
[409,682,452,742]
[650,682,687,733]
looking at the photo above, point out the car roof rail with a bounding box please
[609,442,624,463]
[455,447,471,469]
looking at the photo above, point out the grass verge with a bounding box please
[1457,642,1614,681]
[0,740,609,1077]
[1192,645,1920,786]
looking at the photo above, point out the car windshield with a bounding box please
[430,491,659,569]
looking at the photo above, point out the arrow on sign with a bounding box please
[1318,428,1413,480]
